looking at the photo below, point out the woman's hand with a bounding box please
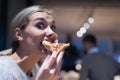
[35,51,64,80]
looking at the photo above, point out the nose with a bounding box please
[45,26,58,42]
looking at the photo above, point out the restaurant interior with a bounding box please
[0,0,120,80]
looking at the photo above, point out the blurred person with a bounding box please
[79,34,120,80]
[0,5,66,80]
[62,34,79,71]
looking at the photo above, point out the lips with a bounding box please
[44,37,56,43]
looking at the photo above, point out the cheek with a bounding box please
[24,28,46,46]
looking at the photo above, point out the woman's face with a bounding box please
[20,12,57,55]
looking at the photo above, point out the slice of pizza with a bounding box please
[42,40,70,53]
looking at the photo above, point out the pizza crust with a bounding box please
[42,40,70,53]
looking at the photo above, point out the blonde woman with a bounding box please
[0,5,65,80]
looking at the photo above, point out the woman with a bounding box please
[0,5,65,80]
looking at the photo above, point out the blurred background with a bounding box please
[0,0,120,80]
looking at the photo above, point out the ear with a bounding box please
[14,28,24,41]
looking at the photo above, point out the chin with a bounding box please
[35,49,49,56]
[39,44,50,55]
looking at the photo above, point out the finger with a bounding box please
[41,51,53,64]
[42,55,50,64]
[54,63,61,76]
[46,51,59,68]
[57,66,61,77]
[54,51,64,75]
[56,51,64,65]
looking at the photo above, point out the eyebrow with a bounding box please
[34,18,46,22]
[34,18,53,25]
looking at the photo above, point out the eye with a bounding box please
[51,25,56,32]
[35,22,46,29]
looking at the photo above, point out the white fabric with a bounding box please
[0,56,28,80]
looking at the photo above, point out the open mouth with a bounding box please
[44,38,55,43]
[40,38,57,54]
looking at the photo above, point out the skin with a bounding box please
[10,12,63,80]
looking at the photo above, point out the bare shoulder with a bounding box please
[0,49,12,56]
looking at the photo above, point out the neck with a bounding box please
[11,48,42,75]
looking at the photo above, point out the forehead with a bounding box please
[29,12,53,22]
